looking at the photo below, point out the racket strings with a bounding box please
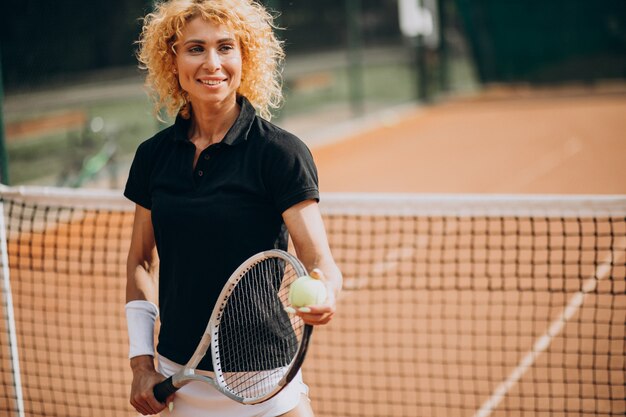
[215,257,304,399]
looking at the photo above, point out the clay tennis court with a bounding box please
[1,88,625,417]
[312,87,626,194]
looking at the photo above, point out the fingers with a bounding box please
[130,370,169,415]
[130,398,159,415]
[296,304,335,325]
[309,268,325,280]
[131,389,168,415]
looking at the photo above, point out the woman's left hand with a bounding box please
[295,270,338,326]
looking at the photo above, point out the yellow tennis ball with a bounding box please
[288,275,327,307]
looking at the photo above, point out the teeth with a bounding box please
[201,80,222,85]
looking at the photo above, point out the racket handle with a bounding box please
[153,376,178,403]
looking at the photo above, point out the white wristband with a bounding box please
[125,300,159,359]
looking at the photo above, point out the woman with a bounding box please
[124,0,342,416]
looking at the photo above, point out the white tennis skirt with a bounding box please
[157,355,309,417]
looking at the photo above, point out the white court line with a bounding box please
[0,202,26,417]
[369,222,458,277]
[343,247,416,289]
[473,239,626,417]
[371,247,417,276]
[343,222,459,290]
[489,137,583,193]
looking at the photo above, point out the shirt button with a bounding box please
[204,154,210,160]
[197,170,203,176]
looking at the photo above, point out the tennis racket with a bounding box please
[153,249,313,405]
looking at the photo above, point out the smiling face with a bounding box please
[174,17,242,108]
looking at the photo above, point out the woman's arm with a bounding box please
[126,205,168,415]
[282,199,342,325]
[126,205,158,304]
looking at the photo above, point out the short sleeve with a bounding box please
[264,134,319,214]
[124,141,153,209]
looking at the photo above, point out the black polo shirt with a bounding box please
[124,96,319,370]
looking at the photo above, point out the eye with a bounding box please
[188,45,204,53]
[219,44,235,53]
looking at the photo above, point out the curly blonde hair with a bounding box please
[137,0,284,120]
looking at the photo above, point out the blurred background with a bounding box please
[0,0,624,191]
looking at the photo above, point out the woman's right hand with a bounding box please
[130,355,171,415]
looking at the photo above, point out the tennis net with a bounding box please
[0,186,624,417]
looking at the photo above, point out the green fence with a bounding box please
[455,0,626,83]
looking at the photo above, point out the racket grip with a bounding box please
[153,376,178,403]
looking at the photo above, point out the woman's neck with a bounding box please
[187,98,241,147]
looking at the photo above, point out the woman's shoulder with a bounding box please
[134,124,177,156]
[252,116,310,154]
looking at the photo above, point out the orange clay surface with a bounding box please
[312,90,626,194]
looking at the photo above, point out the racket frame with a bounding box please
[157,249,313,405]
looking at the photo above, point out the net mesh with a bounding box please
[0,187,624,417]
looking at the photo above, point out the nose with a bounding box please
[203,49,221,72]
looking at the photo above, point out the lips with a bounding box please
[199,79,225,86]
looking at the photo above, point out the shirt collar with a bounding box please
[172,95,256,146]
